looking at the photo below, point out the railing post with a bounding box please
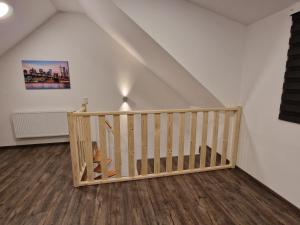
[189,112,197,169]
[113,115,122,177]
[83,116,94,181]
[141,114,148,175]
[200,112,208,168]
[154,114,161,174]
[166,113,173,172]
[210,111,220,167]
[67,112,80,187]
[177,113,185,171]
[221,111,230,165]
[99,115,108,179]
[127,114,135,177]
[231,107,242,168]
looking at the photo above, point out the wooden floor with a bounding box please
[0,143,299,225]
[136,146,228,175]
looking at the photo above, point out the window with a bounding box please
[279,11,300,124]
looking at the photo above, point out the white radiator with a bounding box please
[12,111,69,138]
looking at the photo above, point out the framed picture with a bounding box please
[22,60,70,89]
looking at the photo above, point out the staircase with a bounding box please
[93,120,117,179]
[93,149,117,179]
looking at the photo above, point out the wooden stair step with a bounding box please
[94,159,112,173]
[95,170,117,179]
[93,150,107,163]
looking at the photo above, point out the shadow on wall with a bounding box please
[238,114,264,179]
[78,0,223,107]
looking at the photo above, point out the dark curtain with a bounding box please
[279,11,300,124]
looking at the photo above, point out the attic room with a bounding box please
[0,0,300,224]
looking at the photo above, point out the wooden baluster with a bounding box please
[127,114,135,177]
[177,113,185,171]
[79,117,85,169]
[76,117,82,170]
[113,115,121,177]
[166,113,173,172]
[200,112,208,168]
[79,117,86,177]
[67,113,80,187]
[189,112,197,169]
[80,118,86,168]
[221,111,230,165]
[141,114,148,175]
[83,116,94,181]
[231,107,242,168]
[210,111,220,167]
[99,115,108,179]
[154,114,161,174]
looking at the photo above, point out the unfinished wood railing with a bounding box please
[67,104,242,187]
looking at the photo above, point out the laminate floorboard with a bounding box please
[0,143,299,225]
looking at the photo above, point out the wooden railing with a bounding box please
[67,104,242,187]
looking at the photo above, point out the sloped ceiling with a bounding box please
[0,0,299,57]
[50,0,83,13]
[188,0,298,25]
[77,0,222,106]
[0,0,56,56]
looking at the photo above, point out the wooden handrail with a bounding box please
[75,103,113,131]
[69,105,242,187]
[73,106,241,116]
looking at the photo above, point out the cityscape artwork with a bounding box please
[22,60,70,89]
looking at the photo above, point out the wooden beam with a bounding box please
[200,112,208,168]
[127,114,135,177]
[76,117,83,170]
[99,115,108,179]
[210,111,220,167]
[79,165,232,186]
[231,107,242,168]
[189,112,197,169]
[74,107,242,116]
[83,116,94,181]
[177,113,185,171]
[221,111,230,166]
[166,113,173,172]
[67,113,80,187]
[154,114,161,174]
[141,114,148,175]
[113,115,121,177]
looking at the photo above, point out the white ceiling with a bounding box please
[188,0,299,24]
[0,0,56,56]
[0,0,299,57]
[50,0,83,13]
[0,0,87,57]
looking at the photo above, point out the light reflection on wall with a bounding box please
[110,32,146,65]
[118,73,133,111]
[117,71,133,95]
[120,101,131,111]
[121,86,130,97]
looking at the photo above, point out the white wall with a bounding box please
[1,0,299,208]
[113,0,246,105]
[116,0,300,208]
[239,3,300,208]
[0,13,190,147]
[78,0,222,107]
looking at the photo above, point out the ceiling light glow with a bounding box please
[0,2,12,19]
